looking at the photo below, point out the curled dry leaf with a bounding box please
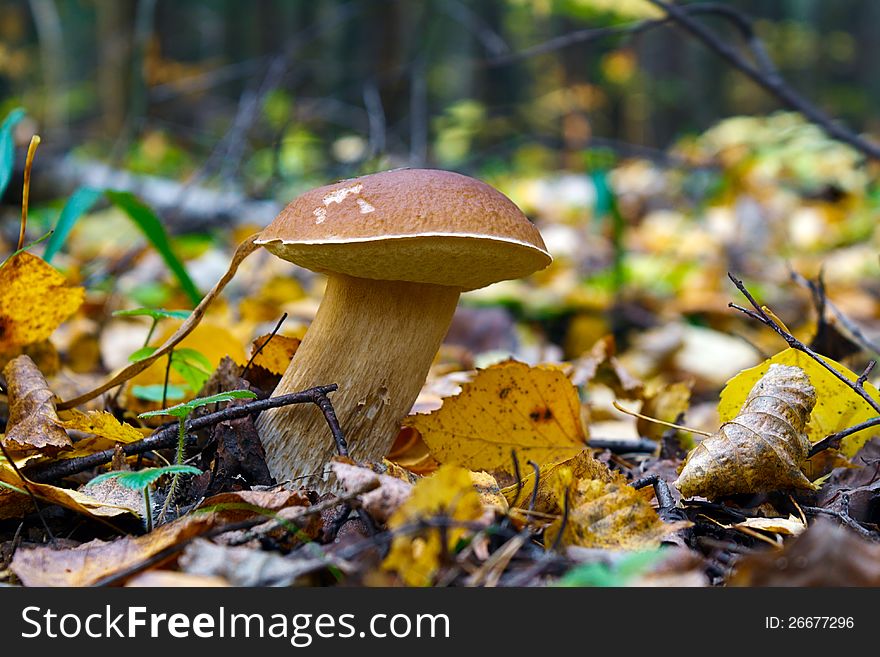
[406,360,588,474]
[2,355,71,453]
[718,348,880,456]
[675,364,817,500]
[331,459,412,523]
[0,252,84,352]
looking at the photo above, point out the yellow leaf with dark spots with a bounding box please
[406,360,588,474]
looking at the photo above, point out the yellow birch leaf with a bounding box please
[406,360,588,474]
[248,334,301,375]
[382,465,484,586]
[57,409,147,444]
[718,348,880,456]
[0,252,84,351]
[545,478,688,550]
[502,449,622,513]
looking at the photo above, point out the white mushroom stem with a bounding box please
[256,273,460,488]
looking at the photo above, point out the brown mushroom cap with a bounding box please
[256,168,551,290]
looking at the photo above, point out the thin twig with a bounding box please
[809,416,880,457]
[242,312,288,378]
[727,272,880,417]
[801,506,879,541]
[25,384,339,482]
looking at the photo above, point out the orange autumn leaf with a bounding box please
[406,360,588,474]
[0,252,84,351]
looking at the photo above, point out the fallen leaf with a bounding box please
[675,364,817,499]
[406,360,588,474]
[2,355,71,453]
[718,348,880,456]
[331,460,412,523]
[383,465,485,586]
[0,252,84,351]
[637,380,692,442]
[736,515,806,536]
[546,478,688,550]
[248,334,301,375]
[57,409,146,443]
[125,570,230,587]
[729,517,880,586]
[569,335,644,399]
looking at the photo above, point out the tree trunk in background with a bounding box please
[95,0,135,136]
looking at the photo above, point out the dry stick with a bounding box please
[809,416,880,457]
[801,506,878,541]
[17,136,41,251]
[631,474,685,523]
[26,384,339,482]
[57,234,261,411]
[648,0,880,162]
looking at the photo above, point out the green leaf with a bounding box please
[138,389,258,419]
[42,186,103,262]
[131,383,188,403]
[89,465,202,491]
[0,108,26,199]
[556,550,667,587]
[113,307,191,321]
[128,346,158,363]
[170,348,213,393]
[104,190,201,306]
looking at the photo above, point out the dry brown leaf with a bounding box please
[637,380,693,441]
[330,460,412,523]
[2,355,71,453]
[0,252,84,351]
[675,364,817,499]
[569,335,644,399]
[730,517,880,586]
[406,360,588,474]
[10,515,215,586]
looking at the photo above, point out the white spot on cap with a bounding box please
[322,183,363,206]
[313,207,327,224]
[357,198,376,214]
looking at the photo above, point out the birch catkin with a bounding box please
[675,364,817,499]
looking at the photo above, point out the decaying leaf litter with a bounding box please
[3,115,880,588]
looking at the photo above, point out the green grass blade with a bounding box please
[0,108,26,199]
[43,186,104,262]
[105,190,201,306]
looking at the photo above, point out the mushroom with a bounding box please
[254,168,551,488]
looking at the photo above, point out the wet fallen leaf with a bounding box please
[718,348,880,456]
[2,355,71,453]
[0,252,84,351]
[406,360,588,474]
[383,465,485,586]
[675,364,817,499]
